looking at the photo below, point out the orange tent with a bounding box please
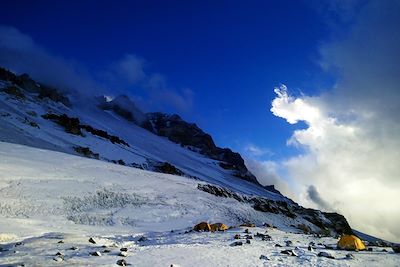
[193,222,211,232]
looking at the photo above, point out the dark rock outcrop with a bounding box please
[74,146,99,159]
[42,113,129,146]
[98,95,146,124]
[197,183,246,202]
[263,185,282,195]
[154,162,184,176]
[198,183,353,238]
[3,85,25,99]
[0,68,70,106]
[38,85,70,107]
[144,112,259,184]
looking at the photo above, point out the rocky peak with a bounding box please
[98,94,146,124]
[144,112,260,185]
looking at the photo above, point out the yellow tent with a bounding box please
[210,223,228,232]
[337,235,366,251]
[193,222,211,232]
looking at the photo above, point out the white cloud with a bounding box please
[271,84,400,242]
[269,1,400,242]
[244,143,273,158]
[245,159,293,198]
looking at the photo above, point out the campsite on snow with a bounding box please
[1,1,400,266]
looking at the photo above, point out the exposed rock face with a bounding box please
[74,146,99,159]
[97,94,263,186]
[198,183,353,237]
[0,67,70,106]
[38,85,71,107]
[263,185,282,195]
[144,112,259,184]
[154,162,184,176]
[98,95,146,124]
[42,113,129,146]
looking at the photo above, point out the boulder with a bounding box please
[90,251,102,256]
[116,259,128,266]
[318,251,335,259]
[281,249,297,256]
[230,241,243,246]
[259,255,270,260]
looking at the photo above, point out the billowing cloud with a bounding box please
[306,185,331,211]
[269,1,400,242]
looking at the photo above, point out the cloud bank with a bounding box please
[0,25,193,112]
[269,1,400,242]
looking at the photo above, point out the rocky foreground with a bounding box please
[0,225,398,267]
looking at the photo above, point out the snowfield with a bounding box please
[0,142,399,266]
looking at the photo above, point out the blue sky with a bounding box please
[0,0,338,162]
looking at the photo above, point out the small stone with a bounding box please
[246,239,251,244]
[103,249,111,253]
[138,236,147,242]
[308,245,314,251]
[309,242,315,246]
[281,249,297,256]
[116,259,128,266]
[346,253,354,259]
[245,235,253,240]
[88,237,96,244]
[275,244,282,247]
[259,255,270,260]
[367,247,373,251]
[230,241,243,246]
[382,249,388,252]
[53,256,63,262]
[318,251,335,259]
[120,247,128,251]
[55,252,64,256]
[69,246,78,250]
[285,240,293,246]
[57,240,64,244]
[90,251,102,256]
[119,251,128,257]
[244,229,250,234]
[15,242,23,247]
[262,236,272,241]
[234,234,241,239]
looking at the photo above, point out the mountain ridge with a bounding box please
[0,66,356,239]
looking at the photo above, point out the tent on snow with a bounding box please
[193,222,211,232]
[210,223,228,232]
[337,235,366,251]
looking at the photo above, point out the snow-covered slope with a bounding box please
[2,69,398,265]
[0,77,283,200]
[0,142,398,266]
